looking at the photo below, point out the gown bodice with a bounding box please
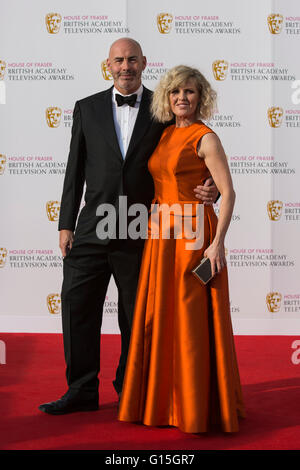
[148,121,213,204]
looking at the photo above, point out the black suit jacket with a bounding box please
[58,86,167,248]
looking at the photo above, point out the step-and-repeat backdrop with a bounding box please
[0,0,299,334]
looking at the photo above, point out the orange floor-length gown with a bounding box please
[118,122,245,433]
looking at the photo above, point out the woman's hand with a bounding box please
[204,242,226,277]
[198,133,235,272]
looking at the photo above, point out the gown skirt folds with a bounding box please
[118,122,245,433]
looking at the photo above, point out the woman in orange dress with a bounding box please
[118,65,245,433]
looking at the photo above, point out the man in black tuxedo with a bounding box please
[39,38,218,415]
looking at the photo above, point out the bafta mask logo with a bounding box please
[0,60,6,80]
[268,107,283,128]
[46,107,62,128]
[101,61,113,81]
[45,13,62,34]
[157,13,173,34]
[212,60,229,81]
[46,200,60,221]
[266,292,282,313]
[267,200,283,221]
[0,248,7,268]
[47,294,61,314]
[0,154,6,175]
[267,14,284,35]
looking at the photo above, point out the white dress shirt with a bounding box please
[112,84,143,158]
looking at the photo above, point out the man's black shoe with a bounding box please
[38,390,99,415]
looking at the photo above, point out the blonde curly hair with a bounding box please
[151,65,217,123]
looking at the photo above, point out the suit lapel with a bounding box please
[124,87,153,163]
[93,87,123,163]
[92,86,153,165]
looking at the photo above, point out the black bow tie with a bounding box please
[115,93,137,107]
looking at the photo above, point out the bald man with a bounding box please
[39,38,218,415]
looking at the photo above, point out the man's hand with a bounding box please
[59,230,74,257]
[194,176,219,205]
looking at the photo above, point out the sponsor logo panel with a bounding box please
[0,60,6,80]
[2,62,74,82]
[0,249,63,269]
[227,248,295,268]
[46,201,60,222]
[47,294,61,314]
[45,13,129,35]
[1,155,66,176]
[212,61,296,82]
[267,14,300,35]
[103,296,118,318]
[266,292,300,313]
[156,13,241,35]
[228,155,296,176]
[267,201,300,221]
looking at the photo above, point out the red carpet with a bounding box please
[0,333,300,450]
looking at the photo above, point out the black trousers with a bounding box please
[61,241,144,396]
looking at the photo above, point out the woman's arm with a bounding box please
[198,132,235,276]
